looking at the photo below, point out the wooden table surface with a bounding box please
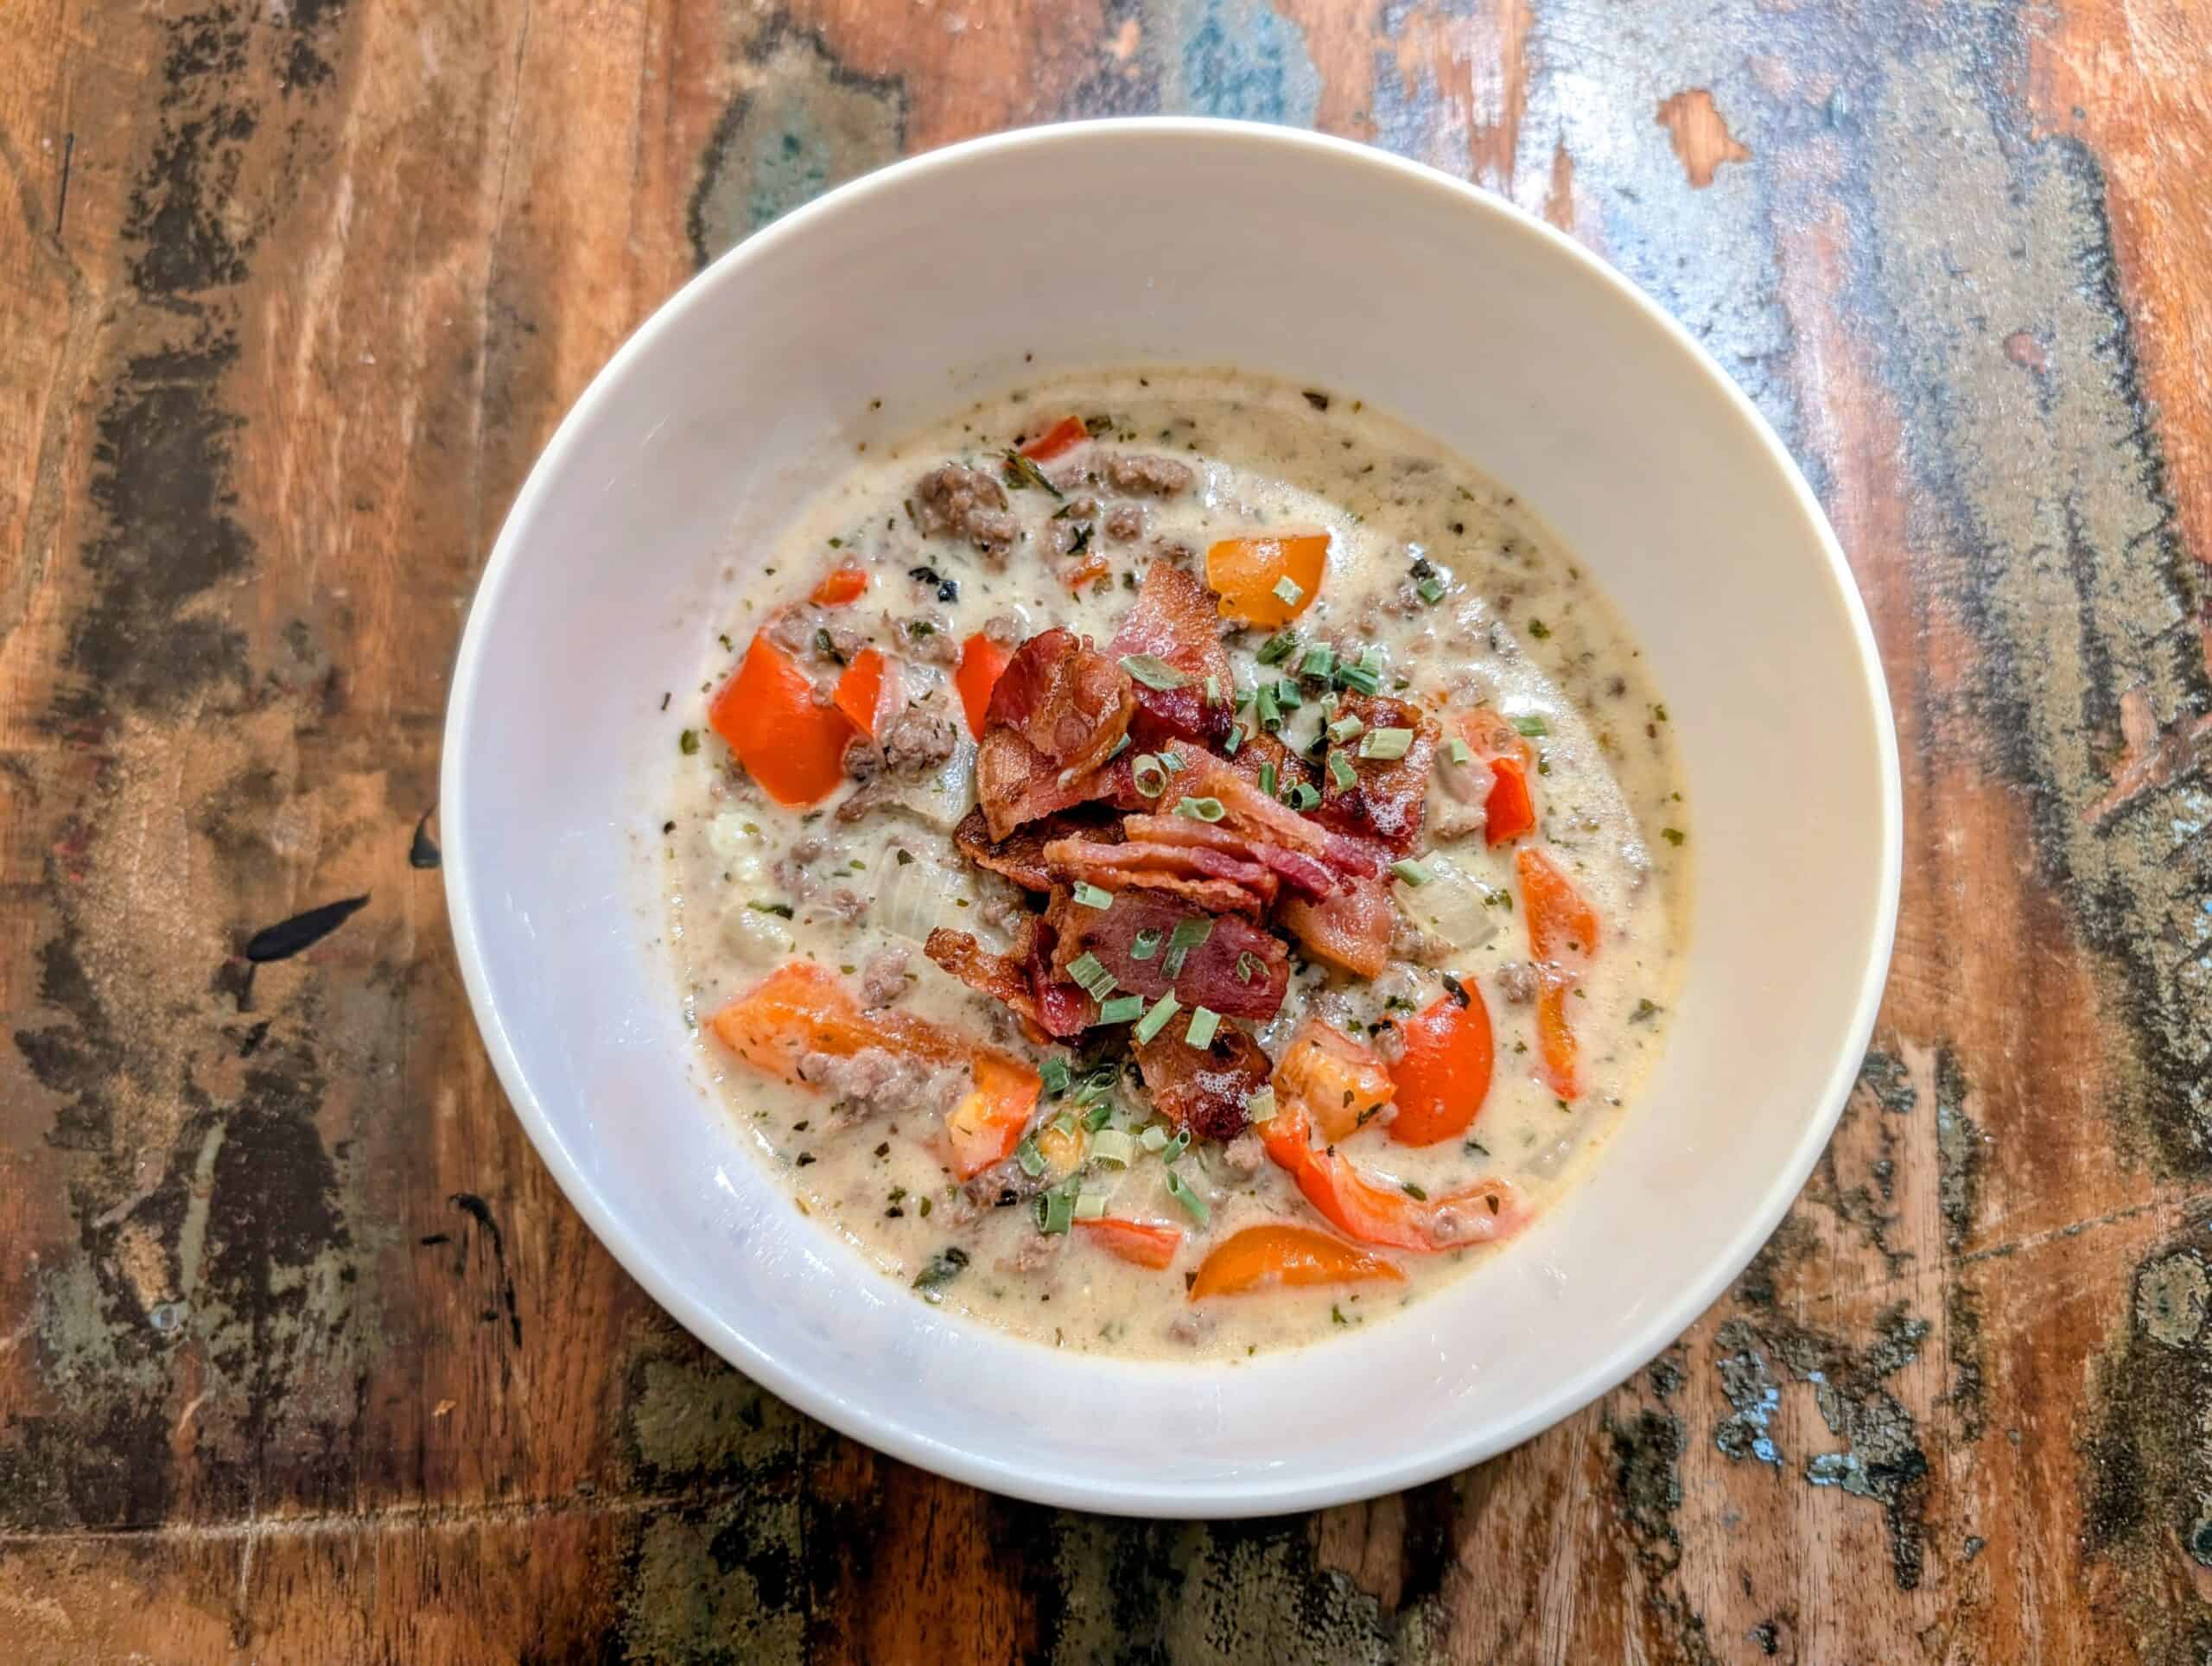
[3,0,2209,1659]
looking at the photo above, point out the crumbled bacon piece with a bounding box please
[1314,692,1439,854]
[1118,813,1337,901]
[954,805,1120,892]
[1133,1021,1270,1141]
[982,627,1135,776]
[1109,563,1234,748]
[1047,889,1288,1021]
[975,728,1141,841]
[925,918,1095,1040]
[1043,834,1278,916]
[1276,871,1397,978]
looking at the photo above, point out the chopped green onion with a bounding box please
[1255,684,1282,734]
[1121,653,1191,690]
[1360,728,1414,760]
[1255,630,1300,665]
[1337,665,1382,695]
[1173,795,1227,823]
[1361,646,1386,672]
[1327,714,1364,744]
[1205,674,1222,707]
[1071,881,1114,910]
[1328,754,1357,792]
[1041,1057,1072,1096]
[1138,1123,1170,1152]
[1159,749,1185,773]
[1391,858,1434,887]
[1134,991,1182,1044]
[1319,691,1340,720]
[1446,738,1473,765]
[1286,782,1321,810]
[1236,951,1264,984]
[1096,994,1145,1025]
[1165,1167,1211,1225]
[1072,1187,1111,1222]
[1109,731,1132,758]
[1035,1186,1075,1234]
[1168,917,1214,951]
[1184,1007,1221,1049]
[1513,714,1550,737]
[1092,1129,1137,1166]
[1299,645,1336,679]
[1258,761,1279,797]
[1160,1128,1192,1163]
[1223,722,1245,756]
[1130,928,1163,961]
[1052,1109,1079,1136]
[1082,1099,1116,1132]
[1015,1136,1046,1178]
[1416,575,1448,604]
[1245,1086,1278,1122]
[1275,677,1303,709]
[1272,575,1305,607]
[1161,944,1189,978]
[1066,951,1116,999]
[1132,754,1169,798]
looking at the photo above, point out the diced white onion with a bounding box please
[721,901,794,964]
[875,855,977,945]
[880,736,977,831]
[1392,852,1501,951]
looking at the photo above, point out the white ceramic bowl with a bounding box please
[443,119,1899,1516]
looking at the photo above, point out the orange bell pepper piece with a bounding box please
[1386,993,1495,1147]
[1517,847,1599,964]
[1516,846,1599,1102]
[1204,533,1328,626]
[1458,709,1537,844]
[1019,415,1089,462]
[1188,1222,1403,1298]
[954,632,1014,741]
[1073,1217,1184,1269]
[810,566,868,606]
[1534,970,1581,1101]
[708,963,1041,1179]
[1272,1017,1395,1143]
[832,647,890,739]
[1258,1107,1522,1253]
[709,634,855,807]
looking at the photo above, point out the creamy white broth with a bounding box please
[656,368,1688,1360]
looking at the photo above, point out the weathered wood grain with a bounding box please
[2,0,2209,1660]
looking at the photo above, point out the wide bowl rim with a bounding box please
[441,116,1904,1517]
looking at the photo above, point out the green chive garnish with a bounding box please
[1071,881,1114,909]
[1391,858,1434,887]
[1096,994,1145,1025]
[1446,737,1473,765]
[1168,917,1213,951]
[1015,1136,1046,1178]
[1223,722,1245,756]
[1072,1187,1110,1222]
[1132,754,1169,798]
[1300,645,1336,679]
[1160,1128,1192,1163]
[1272,575,1305,607]
[1513,714,1550,737]
[1255,631,1299,665]
[1092,1129,1136,1166]
[1161,944,1189,978]
[1416,575,1448,604]
[1204,674,1221,706]
[1360,728,1414,760]
[1328,754,1357,791]
[1134,992,1181,1044]
[1258,761,1278,797]
[1244,1086,1278,1122]
[1165,1167,1211,1224]
[1082,1099,1116,1131]
[1184,1007,1221,1049]
[1130,928,1163,961]
[1173,796,1226,823]
[1287,782,1321,810]
[1035,1186,1075,1234]
[1041,1057,1071,1096]
[1121,653,1191,690]
[1236,951,1263,984]
[1327,714,1364,745]
[1138,1123,1170,1152]
[1276,677,1303,709]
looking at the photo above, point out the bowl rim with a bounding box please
[441,115,1904,1516]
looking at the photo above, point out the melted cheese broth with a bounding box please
[655,369,1688,1360]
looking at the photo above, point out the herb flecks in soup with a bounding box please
[660,371,1688,1359]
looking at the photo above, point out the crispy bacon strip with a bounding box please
[1043,835,1278,915]
[924,918,1094,1040]
[954,805,1119,892]
[1119,813,1338,900]
[1048,889,1288,1020]
[1276,871,1396,978]
[1315,691,1439,854]
[1109,563,1234,748]
[982,627,1135,776]
[1179,756,1332,858]
[1133,1021,1270,1141]
[976,728,1141,841]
